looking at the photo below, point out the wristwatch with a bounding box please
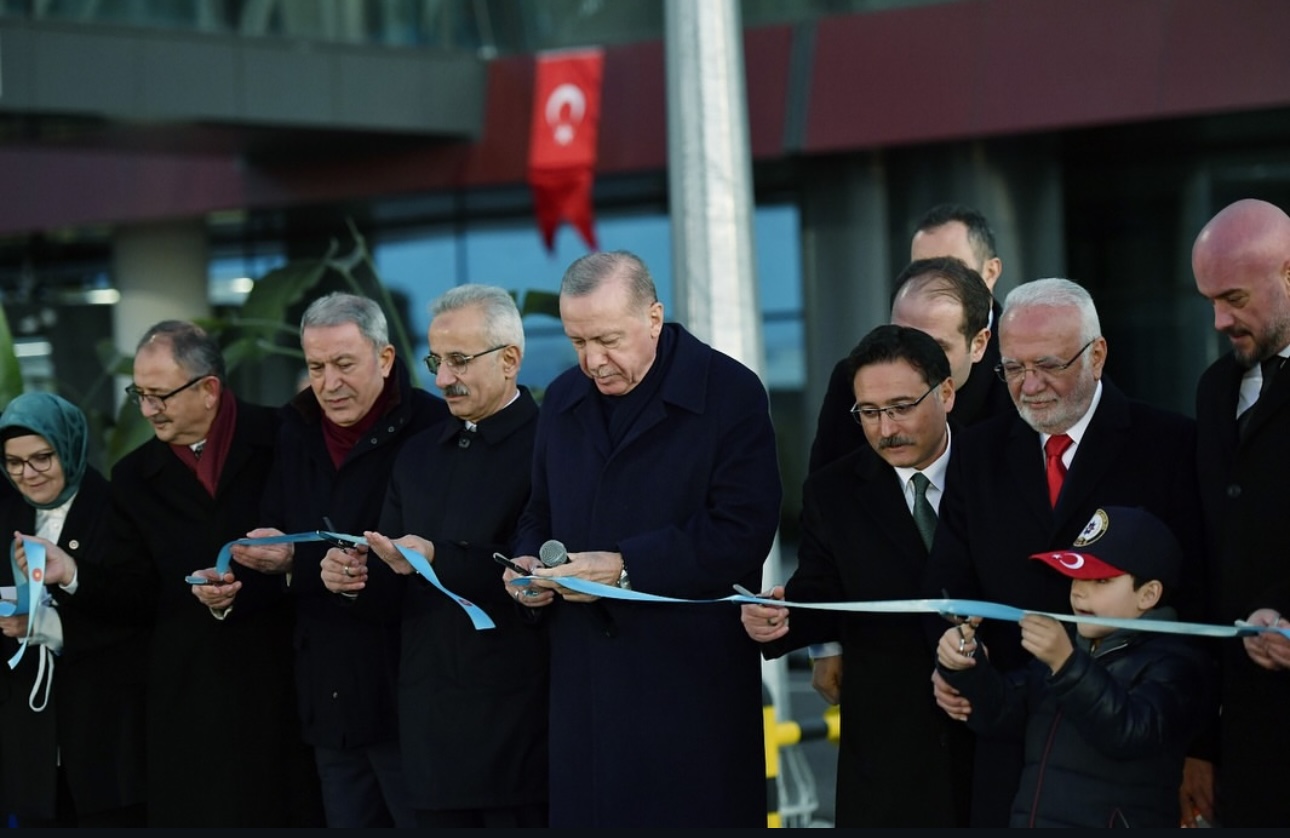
[616,564,631,590]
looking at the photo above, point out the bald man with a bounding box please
[1192,198,1290,827]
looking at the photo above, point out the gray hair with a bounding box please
[136,320,226,382]
[430,284,526,353]
[300,292,390,349]
[1002,278,1102,343]
[560,250,659,312]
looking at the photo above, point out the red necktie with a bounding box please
[1045,433,1073,507]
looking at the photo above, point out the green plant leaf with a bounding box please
[0,306,24,408]
[241,261,330,324]
[106,398,155,467]
[519,289,562,320]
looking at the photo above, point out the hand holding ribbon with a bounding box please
[189,530,495,631]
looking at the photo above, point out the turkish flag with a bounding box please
[528,49,603,252]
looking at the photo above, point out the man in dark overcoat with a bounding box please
[224,292,447,828]
[1190,198,1290,827]
[921,279,1207,827]
[806,255,1005,706]
[743,324,973,827]
[361,284,547,827]
[37,320,321,826]
[506,250,783,828]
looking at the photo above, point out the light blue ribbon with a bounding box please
[191,531,495,631]
[1,539,46,668]
[509,576,1290,640]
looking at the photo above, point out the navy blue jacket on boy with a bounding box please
[941,610,1216,828]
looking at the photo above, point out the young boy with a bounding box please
[936,505,1218,828]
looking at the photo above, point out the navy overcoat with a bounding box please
[515,323,782,828]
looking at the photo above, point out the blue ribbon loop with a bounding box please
[509,576,1290,640]
[195,531,495,631]
[1,539,46,669]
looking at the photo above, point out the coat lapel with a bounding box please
[1005,414,1052,527]
[852,447,928,561]
[1243,355,1290,445]
[1055,380,1132,530]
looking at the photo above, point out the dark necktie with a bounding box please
[1238,355,1284,440]
[192,441,205,460]
[1045,433,1073,508]
[458,426,476,448]
[910,472,937,552]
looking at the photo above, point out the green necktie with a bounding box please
[910,472,937,552]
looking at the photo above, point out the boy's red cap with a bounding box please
[1029,506,1181,589]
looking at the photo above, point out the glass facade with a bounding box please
[0,0,960,55]
[375,202,803,394]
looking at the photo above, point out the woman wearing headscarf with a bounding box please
[0,392,147,827]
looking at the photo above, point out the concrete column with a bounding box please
[798,153,891,457]
[112,219,209,401]
[889,137,1065,300]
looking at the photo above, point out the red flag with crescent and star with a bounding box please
[528,49,603,252]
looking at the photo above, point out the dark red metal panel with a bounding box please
[806,0,986,151]
[1158,0,1290,116]
[804,0,1290,151]
[2,1,1288,236]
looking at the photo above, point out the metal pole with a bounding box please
[663,0,792,724]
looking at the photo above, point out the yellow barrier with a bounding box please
[763,687,840,827]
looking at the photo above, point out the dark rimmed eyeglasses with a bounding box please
[850,381,941,425]
[3,451,56,477]
[424,345,508,375]
[994,338,1097,383]
[124,374,210,411]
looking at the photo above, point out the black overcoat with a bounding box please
[378,387,547,812]
[1195,351,1290,827]
[514,323,782,828]
[764,442,972,827]
[75,400,316,827]
[261,359,447,749]
[0,467,147,821]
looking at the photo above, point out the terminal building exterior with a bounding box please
[1,0,1289,526]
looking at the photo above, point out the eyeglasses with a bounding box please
[850,382,941,425]
[4,451,56,477]
[124,374,210,410]
[424,345,507,375]
[994,338,1097,383]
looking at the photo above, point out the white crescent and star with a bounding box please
[1057,553,1085,570]
[545,83,587,146]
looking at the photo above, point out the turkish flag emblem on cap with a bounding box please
[528,49,603,252]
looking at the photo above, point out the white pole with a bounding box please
[663,0,791,723]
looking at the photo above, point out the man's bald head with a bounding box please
[1193,199,1290,367]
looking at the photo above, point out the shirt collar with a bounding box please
[464,388,521,432]
[892,423,953,493]
[1040,378,1102,450]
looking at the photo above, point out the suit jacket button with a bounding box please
[68,540,79,550]
[1226,483,1242,498]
